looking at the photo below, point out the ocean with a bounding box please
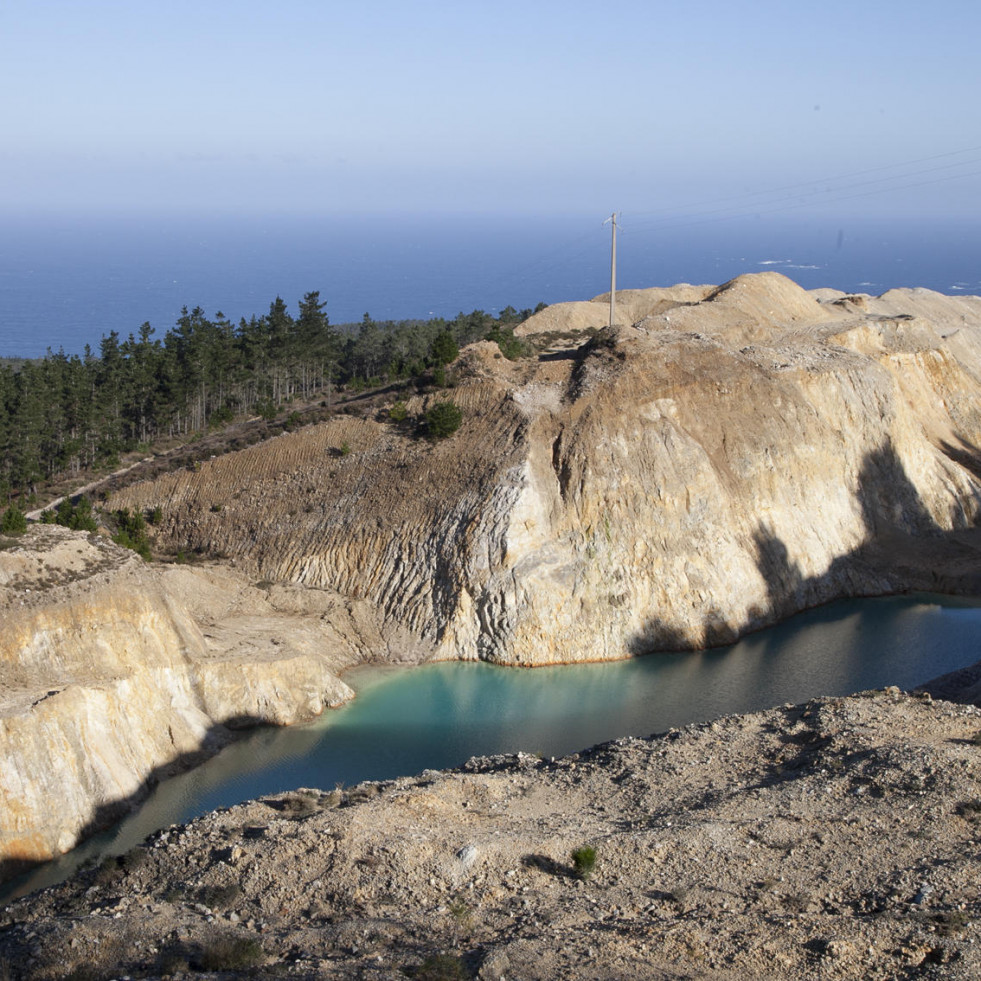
[1,211,980,359]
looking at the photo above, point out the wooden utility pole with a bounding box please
[604,212,618,327]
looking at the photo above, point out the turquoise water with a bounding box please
[5,592,981,901]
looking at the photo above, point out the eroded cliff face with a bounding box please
[0,527,382,876]
[108,272,981,665]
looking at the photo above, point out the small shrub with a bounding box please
[956,799,981,820]
[0,505,26,535]
[783,891,809,913]
[425,400,463,439]
[389,400,409,423]
[447,897,472,940]
[39,496,99,532]
[112,508,152,560]
[118,846,149,873]
[198,933,264,971]
[157,949,190,975]
[339,440,352,456]
[93,855,121,887]
[670,885,691,908]
[412,953,469,980]
[198,882,242,910]
[486,326,528,360]
[930,909,971,936]
[112,508,150,562]
[571,844,597,881]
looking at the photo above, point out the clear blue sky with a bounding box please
[2,0,980,220]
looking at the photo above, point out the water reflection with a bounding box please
[5,593,980,902]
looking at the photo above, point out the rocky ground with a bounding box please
[3,686,981,979]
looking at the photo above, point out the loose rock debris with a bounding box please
[3,687,981,979]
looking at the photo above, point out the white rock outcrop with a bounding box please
[0,527,369,875]
[112,273,981,665]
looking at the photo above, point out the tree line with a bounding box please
[0,293,541,503]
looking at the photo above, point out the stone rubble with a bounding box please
[2,688,981,979]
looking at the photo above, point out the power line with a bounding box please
[628,146,981,226]
[437,145,981,311]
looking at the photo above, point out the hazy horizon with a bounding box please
[2,1,980,223]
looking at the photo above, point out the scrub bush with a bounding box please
[0,505,26,534]
[571,844,597,880]
[425,400,463,438]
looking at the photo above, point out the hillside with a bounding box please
[109,272,981,663]
[5,270,981,886]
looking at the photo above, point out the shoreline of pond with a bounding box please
[0,593,981,903]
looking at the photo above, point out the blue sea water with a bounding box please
[1,211,980,358]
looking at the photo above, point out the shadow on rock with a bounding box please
[630,439,981,658]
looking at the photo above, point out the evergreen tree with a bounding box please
[425,400,463,438]
[429,330,459,367]
[0,504,27,534]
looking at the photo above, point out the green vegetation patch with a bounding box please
[425,400,463,439]
[571,844,597,880]
[111,507,152,560]
[0,291,543,506]
[0,505,26,535]
[410,953,470,980]
[198,932,265,971]
[486,325,529,360]
[39,494,98,532]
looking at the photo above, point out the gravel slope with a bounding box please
[3,687,981,979]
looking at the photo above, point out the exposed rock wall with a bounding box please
[110,273,981,665]
[0,527,372,876]
[7,272,981,881]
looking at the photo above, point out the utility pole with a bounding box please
[604,212,618,327]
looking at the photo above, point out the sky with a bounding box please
[2,0,981,220]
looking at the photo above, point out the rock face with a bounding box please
[111,272,981,664]
[4,688,981,980]
[0,526,379,878]
[7,271,981,883]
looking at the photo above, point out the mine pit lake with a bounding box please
[5,592,981,901]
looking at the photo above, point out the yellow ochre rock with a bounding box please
[112,273,981,664]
